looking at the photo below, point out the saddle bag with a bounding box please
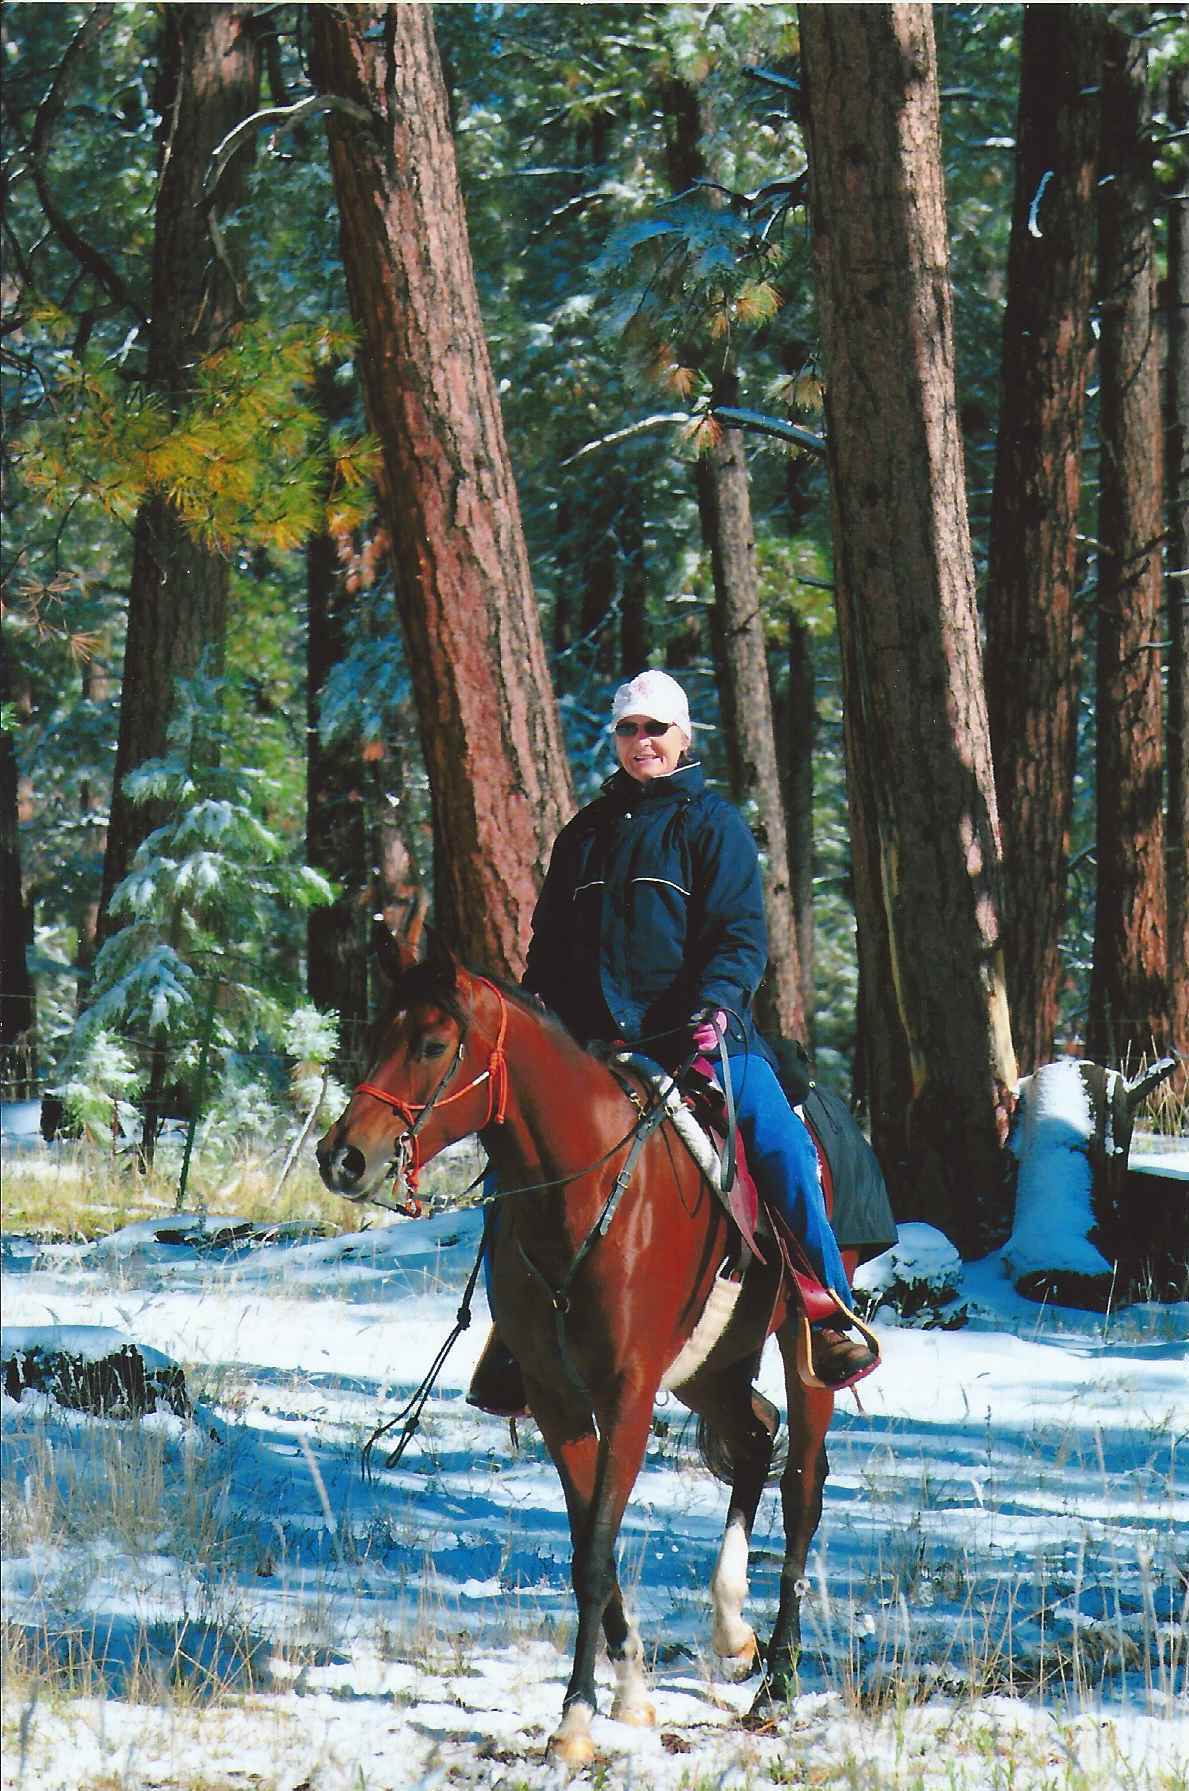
[771,1040,898,1263]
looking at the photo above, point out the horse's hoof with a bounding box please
[741,1705,784,1735]
[610,1698,656,1728]
[744,1676,795,1729]
[715,1631,759,1673]
[546,1730,597,1767]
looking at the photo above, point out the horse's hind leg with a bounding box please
[680,1362,778,1670]
[751,1326,832,1715]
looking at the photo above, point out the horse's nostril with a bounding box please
[340,1145,367,1184]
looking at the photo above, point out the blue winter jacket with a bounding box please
[523,760,770,1061]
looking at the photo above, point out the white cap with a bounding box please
[608,669,692,739]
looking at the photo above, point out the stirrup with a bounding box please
[794,1291,881,1392]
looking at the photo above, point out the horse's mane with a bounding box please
[465,969,598,1061]
[370,943,631,1086]
[374,955,589,1057]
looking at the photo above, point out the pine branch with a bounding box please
[559,412,693,467]
[560,406,826,468]
[203,93,377,201]
[28,4,148,329]
[712,406,826,457]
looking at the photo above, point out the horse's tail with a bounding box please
[695,1401,788,1488]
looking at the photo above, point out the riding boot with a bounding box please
[806,1322,879,1391]
[466,1326,529,1417]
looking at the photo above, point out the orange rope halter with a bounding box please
[354,977,510,1210]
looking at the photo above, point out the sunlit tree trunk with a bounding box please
[1087,23,1170,1068]
[99,6,261,925]
[800,2,1017,1250]
[984,5,1102,1075]
[310,5,573,977]
[663,74,806,1043]
[1165,67,1189,1070]
[695,412,807,1044]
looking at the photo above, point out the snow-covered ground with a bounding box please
[2,1172,1187,1790]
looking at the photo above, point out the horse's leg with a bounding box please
[750,1325,832,1715]
[530,1384,657,1764]
[681,1363,778,1669]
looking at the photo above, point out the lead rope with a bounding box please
[360,1229,488,1478]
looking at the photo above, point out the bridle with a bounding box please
[351,976,509,1215]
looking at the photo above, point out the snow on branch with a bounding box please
[560,406,825,468]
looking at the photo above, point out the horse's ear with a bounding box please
[372,916,418,986]
[421,923,459,989]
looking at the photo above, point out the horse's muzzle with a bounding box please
[316,1137,373,1200]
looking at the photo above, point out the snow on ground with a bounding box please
[2,1185,1187,1790]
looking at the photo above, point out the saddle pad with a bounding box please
[615,1055,765,1261]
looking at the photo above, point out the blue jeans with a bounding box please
[719,1049,852,1309]
[482,1051,852,1314]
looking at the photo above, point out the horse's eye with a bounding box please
[420,1039,449,1061]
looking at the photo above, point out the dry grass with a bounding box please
[1,1128,485,1243]
[0,1146,350,1242]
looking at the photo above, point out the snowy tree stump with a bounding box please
[1004,1056,1182,1307]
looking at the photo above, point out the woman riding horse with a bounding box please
[469,668,879,1415]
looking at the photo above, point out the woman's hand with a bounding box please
[689,1009,727,1052]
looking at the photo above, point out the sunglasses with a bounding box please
[614,719,673,738]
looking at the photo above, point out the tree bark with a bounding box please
[784,608,816,1038]
[306,525,370,1067]
[99,6,261,924]
[1165,68,1189,1066]
[695,418,807,1043]
[310,5,573,978]
[619,481,650,674]
[799,3,1017,1249]
[662,73,806,1043]
[984,5,1102,1075]
[0,623,36,1099]
[1087,23,1170,1067]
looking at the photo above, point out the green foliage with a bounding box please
[19,321,378,552]
[53,1027,143,1142]
[54,667,333,1139]
[8,0,1156,1102]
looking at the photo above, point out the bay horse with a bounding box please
[316,930,851,1765]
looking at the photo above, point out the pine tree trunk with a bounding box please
[984,5,1102,1075]
[619,483,650,674]
[695,415,807,1044]
[0,623,36,1099]
[99,6,261,924]
[799,3,1017,1249]
[1165,68,1189,1067]
[662,73,806,1043]
[310,6,573,978]
[1087,24,1170,1067]
[784,610,816,1038]
[306,526,369,1070]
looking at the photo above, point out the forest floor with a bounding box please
[1,1140,1187,1791]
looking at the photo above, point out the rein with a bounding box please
[349,991,749,1450]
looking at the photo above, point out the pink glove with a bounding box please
[690,1010,727,1052]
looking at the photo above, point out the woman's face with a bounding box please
[614,714,689,783]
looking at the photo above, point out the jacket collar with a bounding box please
[602,760,705,806]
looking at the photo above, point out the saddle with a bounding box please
[679,1061,880,1388]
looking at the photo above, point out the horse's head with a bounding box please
[316,924,499,1206]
